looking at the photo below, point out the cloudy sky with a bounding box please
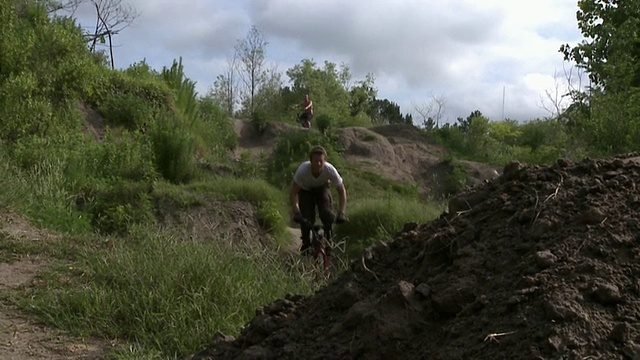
[70,0,585,124]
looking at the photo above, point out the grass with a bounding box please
[338,195,445,256]
[11,226,313,359]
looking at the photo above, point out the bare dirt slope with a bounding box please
[190,152,640,360]
[0,212,111,360]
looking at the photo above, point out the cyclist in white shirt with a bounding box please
[289,146,348,255]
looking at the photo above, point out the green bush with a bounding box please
[251,109,269,135]
[442,157,469,196]
[81,180,155,235]
[314,114,333,135]
[198,95,237,155]
[70,129,157,183]
[149,114,197,184]
[97,93,156,130]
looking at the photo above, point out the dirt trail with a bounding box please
[0,213,111,360]
[190,153,640,360]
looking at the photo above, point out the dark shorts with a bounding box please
[298,186,334,244]
[299,112,314,121]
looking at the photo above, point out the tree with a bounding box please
[349,73,376,117]
[212,53,239,116]
[560,0,640,93]
[367,98,412,125]
[53,0,138,69]
[559,0,640,154]
[235,25,268,115]
[412,94,446,128]
[286,59,351,123]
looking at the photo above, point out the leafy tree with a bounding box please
[560,0,640,154]
[560,0,640,93]
[286,59,351,123]
[367,98,412,125]
[349,73,377,117]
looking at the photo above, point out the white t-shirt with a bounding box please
[293,161,344,190]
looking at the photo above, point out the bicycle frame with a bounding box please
[296,218,330,277]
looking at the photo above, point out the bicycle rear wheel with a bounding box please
[312,248,330,281]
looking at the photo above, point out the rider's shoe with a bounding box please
[300,244,311,256]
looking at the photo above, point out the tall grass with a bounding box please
[0,148,91,233]
[338,195,445,256]
[15,228,312,358]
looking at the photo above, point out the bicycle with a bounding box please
[294,217,334,280]
[295,111,312,129]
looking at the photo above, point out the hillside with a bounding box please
[190,153,640,360]
[231,118,501,199]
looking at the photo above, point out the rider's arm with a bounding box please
[336,183,347,214]
[289,181,302,214]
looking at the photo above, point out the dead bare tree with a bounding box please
[42,0,83,15]
[85,0,138,69]
[412,93,447,129]
[51,1,138,69]
[538,65,587,120]
[537,69,569,119]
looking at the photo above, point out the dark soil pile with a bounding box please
[190,154,640,360]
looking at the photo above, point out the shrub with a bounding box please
[314,114,333,135]
[251,109,269,135]
[97,93,156,130]
[443,157,469,196]
[149,114,197,184]
[81,180,155,235]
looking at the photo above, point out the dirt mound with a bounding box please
[154,196,265,247]
[189,153,640,359]
[337,124,501,197]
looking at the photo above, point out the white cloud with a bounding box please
[69,0,584,122]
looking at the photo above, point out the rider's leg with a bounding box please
[298,189,316,255]
[316,186,336,247]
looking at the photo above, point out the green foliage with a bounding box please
[198,94,237,152]
[442,157,469,196]
[16,230,312,358]
[160,57,199,125]
[73,129,157,183]
[338,196,442,256]
[98,92,156,130]
[0,147,92,234]
[0,73,55,142]
[80,180,154,235]
[233,151,267,179]
[574,90,640,154]
[367,98,412,125]
[149,114,197,184]
[251,108,269,134]
[314,113,333,135]
[560,0,640,92]
[90,70,173,118]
